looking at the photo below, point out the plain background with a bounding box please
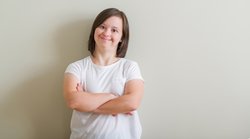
[0,0,250,139]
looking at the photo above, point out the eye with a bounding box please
[111,28,118,33]
[99,25,105,29]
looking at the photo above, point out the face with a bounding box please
[94,16,123,52]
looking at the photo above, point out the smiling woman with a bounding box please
[88,8,130,58]
[94,16,123,56]
[63,8,144,139]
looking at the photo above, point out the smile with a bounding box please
[100,36,111,41]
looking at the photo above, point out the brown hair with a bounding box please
[88,8,129,58]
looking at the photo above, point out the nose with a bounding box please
[103,29,111,36]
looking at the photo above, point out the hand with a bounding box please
[109,93,119,99]
[124,111,133,116]
[76,83,83,92]
[112,111,133,117]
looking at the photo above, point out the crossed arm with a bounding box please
[63,73,144,115]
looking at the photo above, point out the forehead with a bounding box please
[102,16,123,28]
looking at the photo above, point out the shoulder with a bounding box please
[120,58,143,81]
[68,56,91,67]
[118,58,142,73]
[65,56,91,73]
[120,58,139,67]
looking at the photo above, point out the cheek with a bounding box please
[94,28,102,35]
[114,35,122,42]
[94,30,99,41]
[95,28,101,33]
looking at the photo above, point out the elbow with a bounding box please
[64,92,78,110]
[67,99,95,112]
[67,100,78,110]
[126,101,140,111]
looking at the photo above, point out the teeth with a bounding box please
[102,37,110,41]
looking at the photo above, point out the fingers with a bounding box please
[76,83,83,92]
[125,112,133,116]
[111,112,133,117]
[76,83,79,91]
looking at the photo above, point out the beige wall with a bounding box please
[1,0,250,139]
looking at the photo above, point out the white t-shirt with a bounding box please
[65,56,143,139]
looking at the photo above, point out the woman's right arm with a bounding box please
[63,73,116,112]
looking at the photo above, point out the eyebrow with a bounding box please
[112,26,119,29]
[101,23,120,29]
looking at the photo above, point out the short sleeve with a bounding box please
[65,62,81,81]
[126,61,144,82]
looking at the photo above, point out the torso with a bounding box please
[66,56,143,139]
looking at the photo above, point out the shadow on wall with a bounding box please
[0,18,92,139]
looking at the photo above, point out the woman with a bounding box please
[64,8,144,139]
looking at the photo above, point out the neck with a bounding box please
[92,51,119,66]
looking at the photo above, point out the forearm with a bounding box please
[94,94,139,114]
[64,73,117,112]
[66,91,115,112]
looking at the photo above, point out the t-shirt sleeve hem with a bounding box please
[126,77,144,83]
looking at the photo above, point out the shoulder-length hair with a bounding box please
[88,8,129,58]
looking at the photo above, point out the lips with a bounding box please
[100,35,111,41]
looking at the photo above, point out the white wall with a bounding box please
[1,0,250,139]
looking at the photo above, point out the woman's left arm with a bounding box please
[94,79,144,115]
